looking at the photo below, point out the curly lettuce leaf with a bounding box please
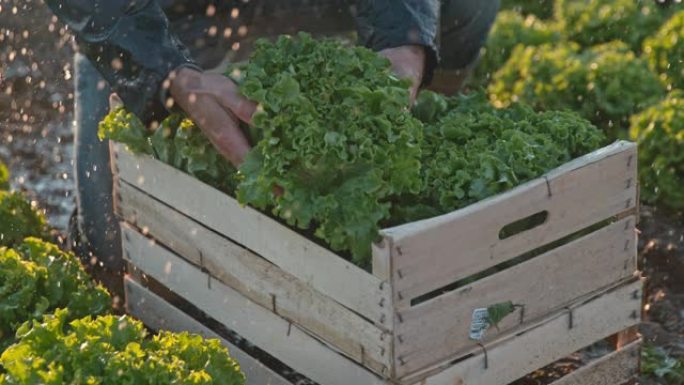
[1,309,244,385]
[236,33,423,267]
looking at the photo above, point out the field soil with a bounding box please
[2,1,683,383]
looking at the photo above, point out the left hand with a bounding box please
[380,45,426,104]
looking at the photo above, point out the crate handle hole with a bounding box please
[498,211,548,240]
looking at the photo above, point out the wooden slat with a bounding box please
[117,184,391,370]
[111,143,387,323]
[124,277,293,385]
[382,141,637,307]
[121,224,388,385]
[392,216,637,376]
[403,279,642,385]
[548,338,641,385]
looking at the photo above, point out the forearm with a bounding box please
[356,0,439,83]
[45,0,197,124]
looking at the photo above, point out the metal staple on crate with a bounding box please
[515,304,526,324]
[563,306,574,329]
[198,251,212,289]
[543,175,553,198]
[360,345,366,366]
[477,342,489,370]
[270,293,278,315]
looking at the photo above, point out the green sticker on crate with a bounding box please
[470,301,519,341]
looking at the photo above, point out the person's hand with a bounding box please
[168,67,257,167]
[379,45,426,104]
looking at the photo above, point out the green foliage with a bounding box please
[0,191,48,248]
[473,10,560,86]
[644,10,684,90]
[0,161,8,190]
[630,90,684,211]
[554,0,675,51]
[501,0,554,19]
[0,309,244,385]
[98,107,151,154]
[489,41,666,134]
[99,108,239,194]
[0,238,110,351]
[394,92,605,223]
[642,344,684,384]
[236,33,423,267]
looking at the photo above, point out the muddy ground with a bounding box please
[1,0,74,230]
[2,1,683,384]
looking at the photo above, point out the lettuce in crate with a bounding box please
[101,33,423,268]
[392,91,606,224]
[99,109,240,194]
[100,33,606,269]
[235,33,423,267]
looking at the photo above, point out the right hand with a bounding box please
[168,67,257,167]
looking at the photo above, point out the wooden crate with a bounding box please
[124,276,642,385]
[111,140,642,384]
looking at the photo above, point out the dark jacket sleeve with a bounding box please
[45,0,198,124]
[356,0,440,84]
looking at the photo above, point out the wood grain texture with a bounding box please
[117,184,391,369]
[125,277,294,385]
[403,279,643,385]
[393,216,638,377]
[112,143,385,322]
[121,224,388,384]
[382,141,637,308]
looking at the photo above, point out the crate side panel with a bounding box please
[121,224,389,382]
[393,216,637,376]
[384,141,637,307]
[404,279,642,385]
[548,338,641,385]
[124,277,294,385]
[117,189,390,365]
[111,143,385,322]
